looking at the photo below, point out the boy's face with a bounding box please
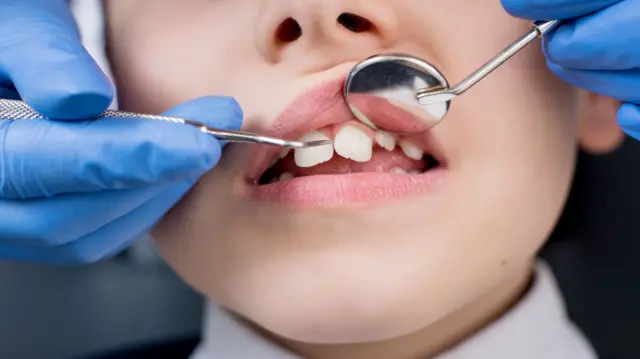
[106,0,619,349]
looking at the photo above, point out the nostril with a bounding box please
[337,13,375,33]
[275,17,303,43]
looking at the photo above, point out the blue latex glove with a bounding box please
[0,0,242,264]
[501,0,640,139]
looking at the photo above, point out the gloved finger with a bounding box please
[0,182,173,247]
[501,0,623,20]
[617,103,640,140]
[0,0,113,120]
[546,64,640,103]
[0,96,241,199]
[0,179,195,264]
[542,0,640,70]
[162,96,243,133]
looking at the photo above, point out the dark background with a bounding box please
[1,139,639,359]
[542,137,640,359]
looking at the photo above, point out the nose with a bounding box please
[255,0,399,69]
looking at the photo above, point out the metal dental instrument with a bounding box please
[344,20,560,133]
[0,99,331,149]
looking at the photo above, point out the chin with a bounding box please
[153,179,566,347]
[217,236,457,344]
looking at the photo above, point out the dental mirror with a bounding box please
[344,53,450,133]
[344,20,560,134]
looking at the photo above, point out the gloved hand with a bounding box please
[0,0,242,264]
[501,0,640,139]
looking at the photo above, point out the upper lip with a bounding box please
[245,76,352,181]
[244,74,444,182]
[264,77,352,140]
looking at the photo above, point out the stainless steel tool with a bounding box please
[0,99,332,149]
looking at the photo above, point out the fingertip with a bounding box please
[36,91,114,121]
[499,0,556,20]
[195,135,224,172]
[159,121,224,176]
[541,19,586,68]
[545,60,565,79]
[162,96,244,131]
[500,0,526,18]
[113,117,225,179]
[215,96,244,131]
[618,103,640,134]
[6,37,115,120]
[21,64,115,120]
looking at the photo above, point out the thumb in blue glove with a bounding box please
[0,0,114,119]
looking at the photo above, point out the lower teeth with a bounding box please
[258,155,437,185]
[279,173,294,181]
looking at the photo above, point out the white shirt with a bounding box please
[71,5,596,359]
[192,262,596,359]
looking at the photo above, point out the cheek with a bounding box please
[435,39,579,259]
[425,11,579,222]
[108,9,256,114]
[108,22,295,135]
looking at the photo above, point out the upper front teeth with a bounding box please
[375,131,396,152]
[279,147,291,159]
[333,126,373,162]
[294,131,334,168]
[293,127,424,168]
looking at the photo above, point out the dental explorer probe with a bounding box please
[0,99,332,149]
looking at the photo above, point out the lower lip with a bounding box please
[242,168,447,207]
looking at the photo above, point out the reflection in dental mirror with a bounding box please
[344,54,450,134]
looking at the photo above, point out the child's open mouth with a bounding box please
[258,120,440,184]
[242,77,448,206]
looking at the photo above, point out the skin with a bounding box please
[105,1,623,358]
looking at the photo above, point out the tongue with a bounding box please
[283,149,425,176]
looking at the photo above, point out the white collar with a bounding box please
[192,262,596,359]
[435,261,596,359]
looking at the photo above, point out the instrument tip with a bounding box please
[293,139,333,148]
